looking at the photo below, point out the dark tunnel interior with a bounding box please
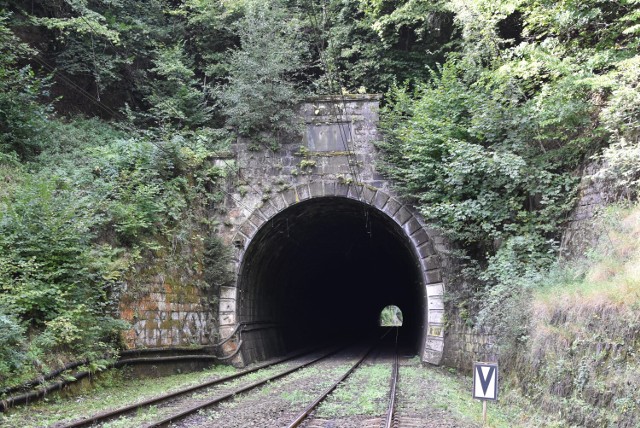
[237,197,426,362]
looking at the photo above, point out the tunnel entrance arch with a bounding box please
[218,181,445,365]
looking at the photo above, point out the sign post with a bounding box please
[473,362,498,426]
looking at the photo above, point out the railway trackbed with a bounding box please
[1,327,496,428]
[55,346,334,428]
[164,330,400,428]
[54,328,412,428]
[293,328,401,428]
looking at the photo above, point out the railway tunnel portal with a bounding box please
[217,95,448,366]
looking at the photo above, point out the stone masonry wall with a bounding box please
[118,95,451,363]
[442,319,497,372]
[120,275,214,348]
[217,95,450,366]
[217,94,399,347]
[560,163,618,260]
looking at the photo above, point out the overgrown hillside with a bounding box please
[0,0,455,389]
[1,2,639,424]
[377,0,640,322]
[500,201,640,427]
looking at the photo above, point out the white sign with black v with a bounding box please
[473,362,498,400]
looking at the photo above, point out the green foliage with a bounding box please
[318,0,454,93]
[379,305,403,326]
[522,0,640,53]
[1,0,241,124]
[506,203,640,427]
[220,0,308,138]
[0,12,52,161]
[473,235,553,366]
[378,1,640,370]
[0,163,128,383]
[378,62,579,252]
[0,114,232,386]
[600,55,640,146]
[0,364,238,427]
[144,43,213,127]
[203,235,232,292]
[0,308,27,378]
[593,139,640,200]
[1,0,639,408]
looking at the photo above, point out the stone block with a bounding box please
[393,207,412,226]
[322,158,351,174]
[360,186,376,204]
[270,194,287,212]
[423,349,443,365]
[425,269,442,284]
[308,181,324,198]
[427,325,444,337]
[428,310,444,324]
[417,243,436,259]
[373,191,389,209]
[348,184,364,201]
[296,184,311,201]
[425,336,445,350]
[220,286,237,300]
[282,188,298,206]
[219,325,238,339]
[422,256,441,270]
[248,211,267,229]
[323,181,336,196]
[411,229,429,247]
[219,313,236,326]
[426,283,444,297]
[428,295,444,311]
[260,201,278,219]
[219,298,236,312]
[383,197,402,216]
[403,217,421,236]
[239,221,257,239]
[335,183,350,197]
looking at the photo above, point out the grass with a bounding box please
[277,364,351,406]
[0,364,238,428]
[101,361,306,427]
[534,203,640,307]
[315,363,392,417]
[398,358,569,427]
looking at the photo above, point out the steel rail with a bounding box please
[59,346,327,428]
[384,328,400,428]
[285,344,376,428]
[143,346,346,428]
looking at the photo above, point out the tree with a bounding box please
[0,12,51,161]
[220,0,309,139]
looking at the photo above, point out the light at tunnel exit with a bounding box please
[380,305,403,327]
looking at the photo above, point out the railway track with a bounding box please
[292,327,401,428]
[57,329,405,428]
[57,346,335,428]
